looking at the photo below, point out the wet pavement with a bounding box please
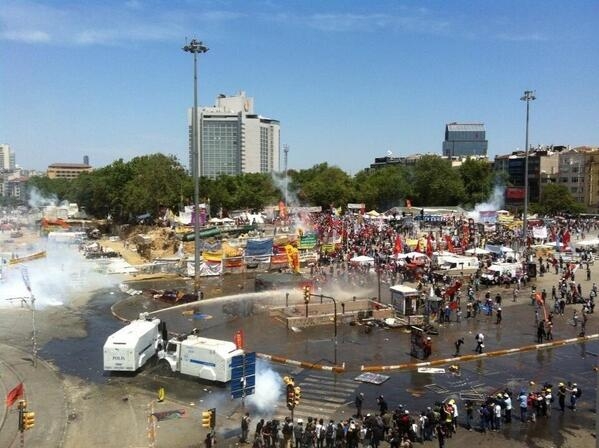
[32,263,599,448]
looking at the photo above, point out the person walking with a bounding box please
[570,383,580,411]
[557,383,567,412]
[377,395,389,415]
[475,333,485,353]
[435,423,446,448]
[454,337,464,356]
[545,320,553,340]
[580,311,588,336]
[240,412,251,444]
[518,390,528,422]
[355,393,364,419]
[537,320,546,343]
[503,393,512,424]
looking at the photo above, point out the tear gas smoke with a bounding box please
[467,184,505,223]
[0,242,126,309]
[246,360,283,415]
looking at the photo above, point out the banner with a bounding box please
[245,238,274,256]
[479,211,497,224]
[532,226,548,239]
[347,203,365,210]
[298,234,317,250]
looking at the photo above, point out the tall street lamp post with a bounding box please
[520,90,536,246]
[183,39,208,292]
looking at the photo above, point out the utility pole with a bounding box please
[183,39,209,293]
[283,145,289,207]
[520,90,536,247]
[21,267,37,367]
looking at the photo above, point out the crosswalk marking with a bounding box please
[272,372,359,422]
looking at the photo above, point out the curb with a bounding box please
[257,353,346,373]
[360,333,599,372]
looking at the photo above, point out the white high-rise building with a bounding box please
[0,144,16,170]
[188,91,280,178]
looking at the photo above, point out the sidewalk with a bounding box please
[0,344,67,448]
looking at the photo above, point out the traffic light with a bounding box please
[22,411,35,431]
[209,408,215,429]
[286,383,296,410]
[303,286,310,303]
[17,401,27,432]
[202,408,215,429]
[294,386,301,406]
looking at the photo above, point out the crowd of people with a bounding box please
[225,213,599,448]
[238,379,584,448]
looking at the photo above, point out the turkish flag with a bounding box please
[234,330,244,350]
[562,230,571,247]
[426,236,433,257]
[415,240,422,253]
[445,235,454,252]
[394,235,403,254]
[5,383,24,408]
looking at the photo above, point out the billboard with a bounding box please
[505,187,525,200]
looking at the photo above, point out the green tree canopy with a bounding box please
[410,155,465,206]
[354,165,412,211]
[458,158,494,206]
[531,184,585,215]
[290,163,355,209]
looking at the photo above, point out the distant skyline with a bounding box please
[2,0,598,174]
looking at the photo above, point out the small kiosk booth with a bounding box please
[389,285,422,316]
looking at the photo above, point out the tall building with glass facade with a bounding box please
[442,123,488,157]
[188,91,280,178]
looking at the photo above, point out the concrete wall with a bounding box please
[270,299,395,328]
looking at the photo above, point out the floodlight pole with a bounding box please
[520,90,536,247]
[183,39,208,292]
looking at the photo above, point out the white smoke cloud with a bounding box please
[246,360,283,414]
[28,186,59,209]
[0,242,126,309]
[467,184,505,222]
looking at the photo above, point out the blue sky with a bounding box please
[1,0,598,175]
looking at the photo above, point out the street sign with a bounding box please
[231,352,256,399]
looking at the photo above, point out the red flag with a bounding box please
[394,235,403,254]
[278,201,287,219]
[562,230,571,247]
[445,235,454,253]
[5,383,24,408]
[426,236,433,257]
[234,330,244,350]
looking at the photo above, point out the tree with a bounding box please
[458,158,494,206]
[354,166,412,211]
[291,163,355,209]
[120,154,189,218]
[410,156,465,206]
[532,184,585,215]
[26,176,72,205]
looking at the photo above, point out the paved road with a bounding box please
[1,249,599,447]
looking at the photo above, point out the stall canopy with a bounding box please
[465,248,490,255]
[350,255,375,266]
